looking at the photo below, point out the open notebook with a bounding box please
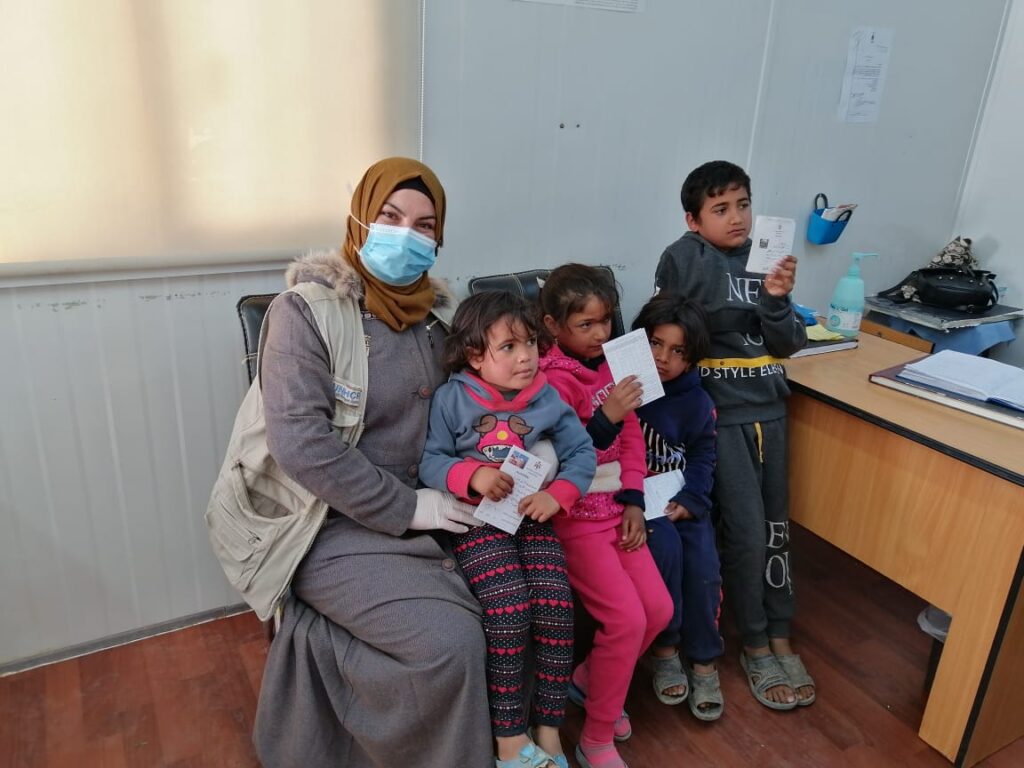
[870,359,1024,430]
[897,350,1024,412]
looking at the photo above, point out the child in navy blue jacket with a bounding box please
[633,294,725,722]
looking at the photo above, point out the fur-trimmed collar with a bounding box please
[285,248,454,309]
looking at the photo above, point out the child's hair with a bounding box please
[680,160,752,218]
[442,290,540,375]
[538,263,620,334]
[631,294,711,366]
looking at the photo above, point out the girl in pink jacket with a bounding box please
[538,264,672,768]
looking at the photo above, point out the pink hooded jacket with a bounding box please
[539,345,647,530]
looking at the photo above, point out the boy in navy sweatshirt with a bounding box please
[634,295,724,721]
[654,160,814,712]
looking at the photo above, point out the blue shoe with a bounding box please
[524,727,569,768]
[495,741,556,768]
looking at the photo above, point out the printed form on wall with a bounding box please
[837,27,894,123]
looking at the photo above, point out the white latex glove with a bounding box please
[410,488,481,534]
[531,439,560,486]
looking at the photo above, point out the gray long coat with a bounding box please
[252,252,492,767]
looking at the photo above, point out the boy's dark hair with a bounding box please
[680,160,752,218]
[631,294,711,366]
[538,263,620,333]
[442,290,540,375]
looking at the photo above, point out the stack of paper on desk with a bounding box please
[897,350,1024,412]
[790,323,859,358]
[870,358,1024,431]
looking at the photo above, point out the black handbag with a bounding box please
[879,267,999,313]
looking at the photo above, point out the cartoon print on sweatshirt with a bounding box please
[474,413,534,461]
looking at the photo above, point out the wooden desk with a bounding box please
[784,333,1024,766]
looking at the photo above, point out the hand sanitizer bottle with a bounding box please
[826,252,878,338]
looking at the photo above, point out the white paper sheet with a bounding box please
[473,446,552,535]
[837,27,894,124]
[642,469,683,520]
[602,328,665,405]
[746,216,795,274]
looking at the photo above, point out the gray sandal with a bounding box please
[686,664,724,721]
[739,651,797,711]
[774,653,816,706]
[651,652,688,705]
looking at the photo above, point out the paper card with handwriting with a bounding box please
[602,329,665,406]
[642,469,683,520]
[746,216,795,274]
[473,446,552,535]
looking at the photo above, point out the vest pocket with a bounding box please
[206,463,282,591]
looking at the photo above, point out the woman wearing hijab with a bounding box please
[248,157,493,767]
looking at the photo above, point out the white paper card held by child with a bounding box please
[642,470,684,520]
[602,328,665,405]
[746,216,795,274]
[473,446,552,535]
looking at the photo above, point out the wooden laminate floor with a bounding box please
[2,526,1022,767]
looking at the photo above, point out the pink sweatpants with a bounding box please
[557,520,673,743]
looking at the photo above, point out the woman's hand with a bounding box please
[619,504,647,551]
[600,375,643,424]
[764,255,797,297]
[519,491,561,523]
[665,502,693,522]
[410,489,480,534]
[470,467,514,501]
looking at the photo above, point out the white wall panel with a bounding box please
[750,0,1008,317]
[955,0,1024,367]
[0,267,284,665]
[424,0,1009,328]
[424,0,771,317]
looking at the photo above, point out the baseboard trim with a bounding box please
[0,603,252,677]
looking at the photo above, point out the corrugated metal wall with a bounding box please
[0,267,284,666]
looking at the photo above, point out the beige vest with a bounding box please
[206,282,368,621]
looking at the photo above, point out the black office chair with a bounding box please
[237,293,278,384]
[467,265,625,339]
[234,293,280,640]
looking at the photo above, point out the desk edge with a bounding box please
[788,382,1024,488]
[957,551,1024,766]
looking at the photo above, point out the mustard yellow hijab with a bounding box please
[343,157,446,331]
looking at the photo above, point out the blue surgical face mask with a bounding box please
[356,220,437,286]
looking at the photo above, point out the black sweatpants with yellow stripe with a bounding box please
[714,416,795,649]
